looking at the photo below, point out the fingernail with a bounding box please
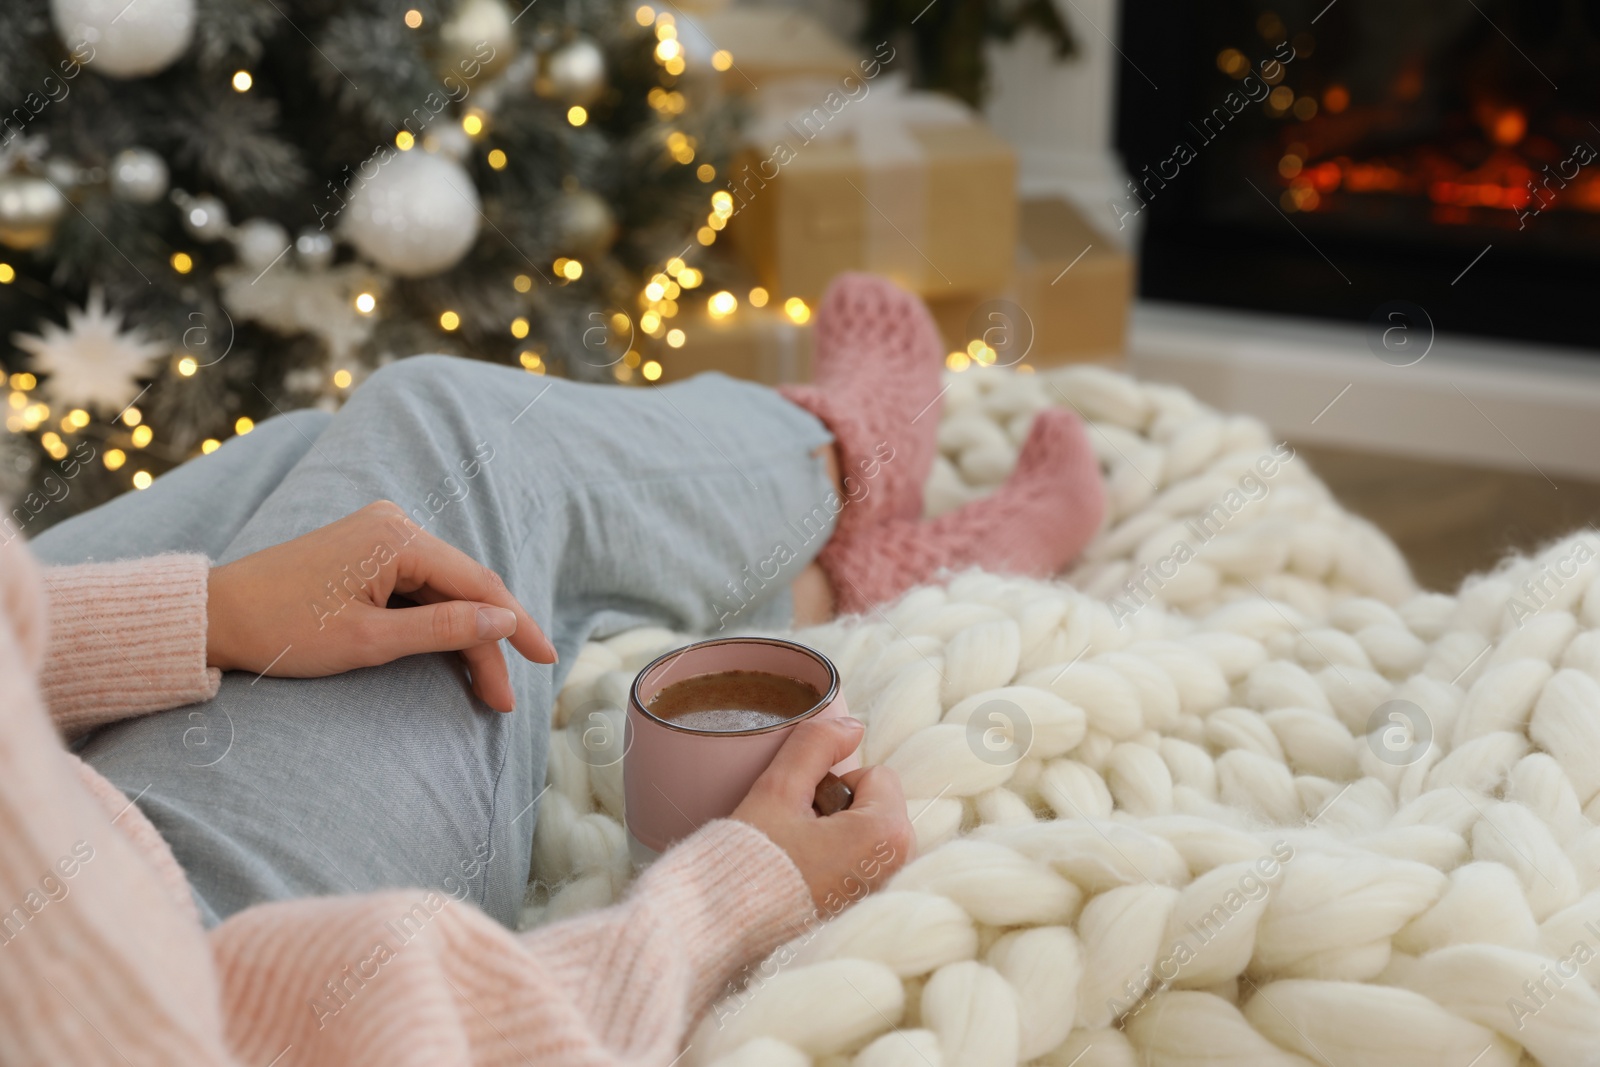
[837,716,865,732]
[477,606,517,641]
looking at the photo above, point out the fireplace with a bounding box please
[1114,0,1600,349]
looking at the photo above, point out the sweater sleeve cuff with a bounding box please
[39,555,222,734]
[632,818,817,1012]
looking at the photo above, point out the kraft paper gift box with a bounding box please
[722,75,1018,303]
[685,8,864,90]
[925,198,1132,365]
[651,303,812,386]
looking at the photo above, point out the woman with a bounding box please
[0,276,1103,1064]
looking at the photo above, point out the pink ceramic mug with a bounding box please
[625,636,860,861]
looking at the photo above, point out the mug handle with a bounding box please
[813,772,854,816]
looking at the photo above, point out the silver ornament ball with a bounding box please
[0,175,67,250]
[109,147,169,204]
[181,194,231,241]
[234,218,290,272]
[342,150,482,278]
[552,188,616,257]
[51,0,197,79]
[543,37,606,106]
[294,228,336,271]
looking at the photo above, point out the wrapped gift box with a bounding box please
[926,198,1131,365]
[687,8,865,89]
[723,77,1017,302]
[652,303,812,385]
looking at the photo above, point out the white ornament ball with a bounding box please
[234,218,290,272]
[294,227,336,271]
[544,37,606,106]
[181,194,231,241]
[427,122,473,162]
[52,0,197,79]
[342,151,481,278]
[108,147,169,204]
[438,0,516,80]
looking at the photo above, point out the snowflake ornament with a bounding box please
[0,133,48,175]
[11,288,166,412]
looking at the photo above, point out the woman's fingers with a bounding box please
[833,765,914,865]
[349,600,519,710]
[390,524,557,664]
[459,641,516,712]
[756,717,866,809]
[838,764,903,807]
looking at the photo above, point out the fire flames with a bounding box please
[1274,88,1600,223]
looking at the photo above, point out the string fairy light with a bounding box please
[708,290,737,318]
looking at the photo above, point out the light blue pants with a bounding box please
[31,358,836,928]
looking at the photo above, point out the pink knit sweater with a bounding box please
[0,544,815,1065]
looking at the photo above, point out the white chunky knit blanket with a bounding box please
[525,365,1600,1067]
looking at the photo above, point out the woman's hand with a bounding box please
[732,717,913,912]
[206,500,556,711]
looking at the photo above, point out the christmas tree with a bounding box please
[0,0,738,527]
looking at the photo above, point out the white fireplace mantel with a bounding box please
[1128,302,1600,481]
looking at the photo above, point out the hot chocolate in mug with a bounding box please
[624,636,861,863]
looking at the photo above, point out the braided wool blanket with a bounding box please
[524,365,1600,1067]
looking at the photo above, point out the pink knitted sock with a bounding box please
[778,273,945,539]
[820,408,1106,615]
